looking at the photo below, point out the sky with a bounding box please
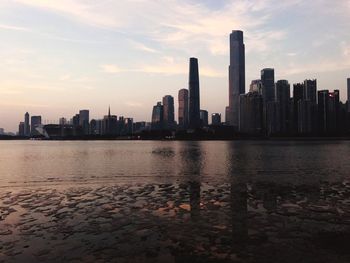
[0,0,350,132]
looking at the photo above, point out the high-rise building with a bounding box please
[239,92,263,134]
[79,110,90,135]
[24,112,30,137]
[249,80,262,94]
[261,68,275,103]
[275,80,291,133]
[151,102,164,130]
[304,79,317,104]
[59,118,67,125]
[18,122,25,136]
[188,57,200,129]
[297,100,312,134]
[227,30,245,128]
[162,95,175,129]
[293,83,305,133]
[102,107,118,135]
[31,116,42,136]
[178,89,189,129]
[211,113,222,125]
[200,110,208,126]
[347,78,350,112]
[318,90,340,134]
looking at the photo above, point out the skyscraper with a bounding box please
[261,68,275,103]
[188,57,200,129]
[275,80,290,133]
[211,113,222,125]
[347,78,350,112]
[79,110,90,135]
[24,112,30,137]
[200,110,208,126]
[227,30,245,128]
[31,116,42,136]
[151,102,164,130]
[178,89,189,129]
[239,92,263,134]
[304,79,317,104]
[162,95,175,129]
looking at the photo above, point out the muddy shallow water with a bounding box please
[0,141,350,262]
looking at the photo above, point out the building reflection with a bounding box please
[227,142,248,250]
[180,141,202,220]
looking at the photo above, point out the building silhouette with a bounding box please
[188,57,200,129]
[275,80,290,133]
[79,110,90,135]
[31,116,42,136]
[178,89,189,129]
[304,79,317,103]
[24,112,30,137]
[347,78,350,112]
[151,102,164,130]
[226,30,245,128]
[211,113,221,125]
[18,122,25,136]
[239,92,263,134]
[199,110,208,126]
[162,95,175,129]
[261,68,275,134]
[249,79,262,94]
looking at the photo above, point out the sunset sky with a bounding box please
[0,0,349,132]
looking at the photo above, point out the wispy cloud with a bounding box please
[0,23,29,31]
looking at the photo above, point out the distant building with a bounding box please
[133,122,146,133]
[122,118,133,135]
[151,102,164,130]
[249,79,262,94]
[72,114,80,127]
[266,101,280,135]
[178,89,189,129]
[59,117,67,125]
[79,110,90,135]
[275,80,290,133]
[304,79,317,104]
[226,30,245,128]
[347,78,350,112]
[293,83,305,133]
[102,107,118,135]
[297,100,312,134]
[211,113,221,125]
[163,95,175,129]
[318,90,340,134]
[31,116,42,136]
[0,128,4,135]
[200,110,208,126]
[239,92,263,134]
[261,69,275,104]
[188,57,201,129]
[24,112,30,137]
[18,122,25,136]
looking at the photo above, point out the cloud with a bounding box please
[100,64,124,74]
[0,24,29,31]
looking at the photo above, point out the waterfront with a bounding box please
[1,141,350,262]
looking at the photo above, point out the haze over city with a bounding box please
[1,0,350,132]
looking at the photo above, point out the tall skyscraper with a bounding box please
[293,83,305,133]
[162,95,175,129]
[31,116,42,136]
[239,92,263,134]
[304,79,317,103]
[188,57,200,129]
[275,80,291,133]
[18,122,25,136]
[227,30,245,128]
[178,89,189,129]
[261,68,275,103]
[347,78,350,112]
[24,112,30,137]
[151,102,164,130]
[79,110,90,135]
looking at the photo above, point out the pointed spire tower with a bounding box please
[108,105,111,117]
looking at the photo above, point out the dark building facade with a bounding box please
[188,57,200,129]
[227,30,245,128]
[239,92,263,135]
[304,79,317,104]
[275,80,290,133]
[178,89,189,129]
[162,95,175,129]
[151,102,164,130]
[200,110,208,126]
[211,113,222,125]
[24,112,30,137]
[31,115,42,136]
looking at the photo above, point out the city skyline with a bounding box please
[1,1,350,132]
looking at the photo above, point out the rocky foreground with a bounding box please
[1,181,350,263]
